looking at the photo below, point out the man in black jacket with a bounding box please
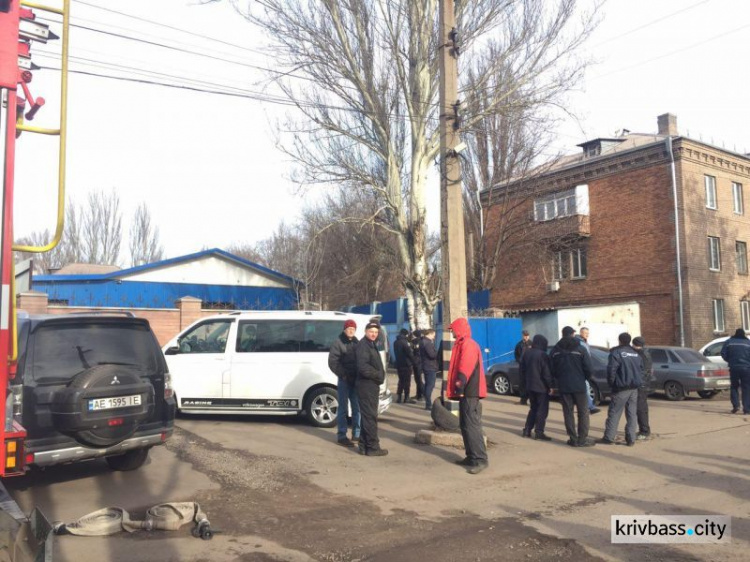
[551,326,595,447]
[514,330,532,405]
[419,329,439,410]
[328,319,360,447]
[356,322,388,456]
[520,335,553,441]
[410,330,425,402]
[394,329,416,403]
[601,333,643,446]
[632,336,652,440]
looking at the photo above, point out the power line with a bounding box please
[73,0,269,58]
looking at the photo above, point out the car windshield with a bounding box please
[30,322,161,382]
[670,348,711,364]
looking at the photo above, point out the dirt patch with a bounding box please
[165,427,602,561]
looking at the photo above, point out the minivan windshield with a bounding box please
[30,322,161,382]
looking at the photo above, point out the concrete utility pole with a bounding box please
[438,0,468,386]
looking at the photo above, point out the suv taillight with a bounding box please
[164,372,174,400]
[9,384,23,426]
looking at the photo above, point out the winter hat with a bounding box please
[365,322,381,331]
[343,319,357,330]
[561,326,576,337]
[632,336,645,347]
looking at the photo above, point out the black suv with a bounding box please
[13,312,175,471]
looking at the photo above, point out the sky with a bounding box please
[12,0,750,264]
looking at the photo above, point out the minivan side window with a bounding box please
[235,320,346,353]
[254,320,303,353]
[179,320,232,354]
[301,321,343,352]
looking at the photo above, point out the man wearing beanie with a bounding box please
[721,328,750,414]
[631,336,653,440]
[328,319,361,447]
[355,322,388,456]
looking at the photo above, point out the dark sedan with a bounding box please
[486,346,656,404]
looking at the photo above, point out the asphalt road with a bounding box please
[5,376,749,561]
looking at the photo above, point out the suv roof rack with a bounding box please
[64,311,136,318]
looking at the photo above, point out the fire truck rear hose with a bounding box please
[52,502,215,539]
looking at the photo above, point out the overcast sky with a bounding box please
[12,0,750,264]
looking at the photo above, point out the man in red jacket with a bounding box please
[447,317,488,474]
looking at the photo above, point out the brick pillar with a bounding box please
[17,292,49,314]
[177,296,202,330]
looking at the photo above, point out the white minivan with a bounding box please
[163,311,392,427]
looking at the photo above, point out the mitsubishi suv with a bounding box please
[12,312,175,471]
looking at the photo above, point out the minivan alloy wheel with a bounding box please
[305,387,339,428]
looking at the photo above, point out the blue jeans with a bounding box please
[337,377,360,440]
[423,369,437,409]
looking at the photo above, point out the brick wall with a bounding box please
[486,150,678,345]
[484,138,750,348]
[676,141,750,346]
[16,293,229,346]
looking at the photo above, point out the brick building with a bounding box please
[481,114,750,347]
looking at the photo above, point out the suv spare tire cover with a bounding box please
[51,364,155,448]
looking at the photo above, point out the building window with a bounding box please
[552,251,565,280]
[708,236,721,271]
[736,241,748,275]
[570,248,587,279]
[534,185,589,222]
[705,175,717,209]
[733,182,744,215]
[742,301,750,332]
[713,299,725,332]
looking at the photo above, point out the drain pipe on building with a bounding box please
[666,135,686,347]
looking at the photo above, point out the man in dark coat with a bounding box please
[551,326,595,447]
[393,329,416,403]
[355,322,388,456]
[514,330,532,405]
[419,329,439,410]
[447,317,488,474]
[520,335,553,441]
[721,328,750,414]
[631,336,653,440]
[328,319,360,447]
[410,330,425,401]
[601,333,643,446]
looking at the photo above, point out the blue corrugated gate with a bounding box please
[468,317,521,372]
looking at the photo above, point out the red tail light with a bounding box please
[108,418,124,426]
[698,368,728,377]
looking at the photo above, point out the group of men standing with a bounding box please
[327,319,389,456]
[518,326,653,447]
[328,317,489,475]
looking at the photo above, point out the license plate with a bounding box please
[716,379,730,386]
[88,395,142,411]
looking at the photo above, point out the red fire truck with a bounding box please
[1,0,69,479]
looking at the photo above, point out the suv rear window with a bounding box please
[30,322,161,383]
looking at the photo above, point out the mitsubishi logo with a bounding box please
[111,376,121,385]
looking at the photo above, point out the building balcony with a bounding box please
[534,214,591,241]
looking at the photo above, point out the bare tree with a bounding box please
[82,190,122,265]
[220,0,598,328]
[128,203,164,267]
